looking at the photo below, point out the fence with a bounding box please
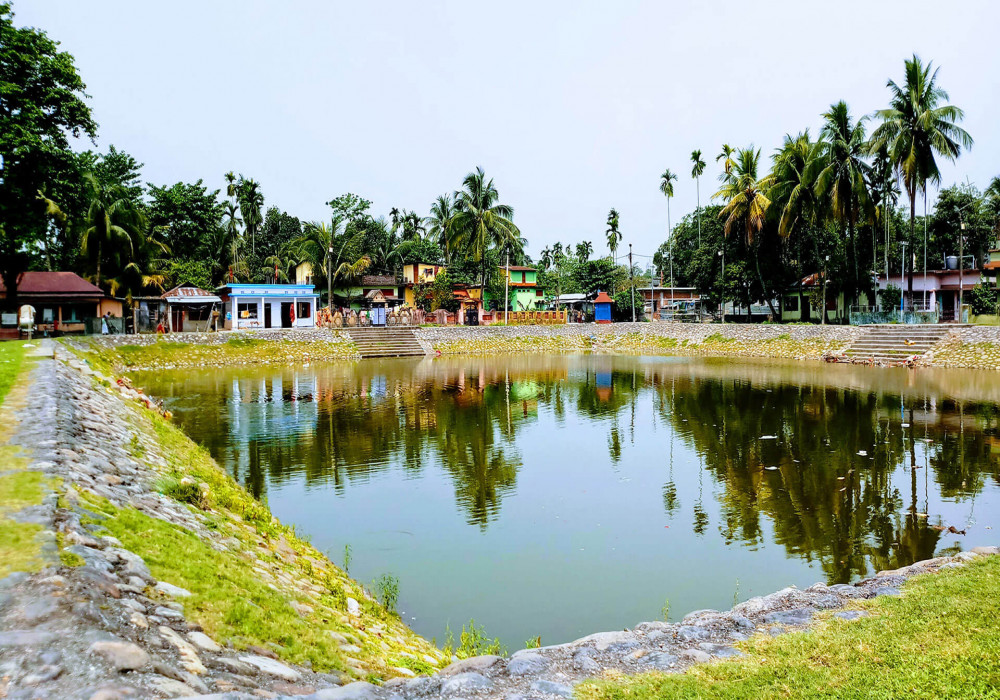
[848,306,941,325]
[501,310,567,325]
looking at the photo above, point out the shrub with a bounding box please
[968,284,999,316]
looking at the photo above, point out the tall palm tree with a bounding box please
[716,145,737,186]
[870,54,972,300]
[539,246,553,271]
[605,208,621,262]
[576,240,593,262]
[80,173,145,290]
[714,147,777,316]
[449,167,521,288]
[659,168,678,241]
[237,178,264,254]
[425,194,454,259]
[815,101,873,308]
[224,171,238,203]
[220,201,245,281]
[691,150,707,245]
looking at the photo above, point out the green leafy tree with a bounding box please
[0,3,97,298]
[575,241,593,262]
[80,173,147,290]
[659,168,678,283]
[260,207,302,258]
[146,180,224,261]
[870,54,973,299]
[425,194,454,261]
[448,167,521,289]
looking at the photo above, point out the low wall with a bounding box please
[91,328,349,348]
[926,326,1000,370]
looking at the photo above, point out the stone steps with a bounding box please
[347,328,428,358]
[843,325,956,363]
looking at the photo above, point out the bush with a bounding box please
[968,284,999,316]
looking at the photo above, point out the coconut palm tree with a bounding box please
[539,246,553,271]
[815,101,873,307]
[425,194,454,259]
[80,173,146,290]
[713,147,777,316]
[449,167,520,288]
[691,150,707,245]
[870,55,973,300]
[716,145,737,186]
[606,208,621,262]
[576,241,593,262]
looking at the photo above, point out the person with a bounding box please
[101,312,110,335]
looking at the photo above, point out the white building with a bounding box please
[218,283,319,330]
[877,268,980,322]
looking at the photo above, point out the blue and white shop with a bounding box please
[218,283,319,330]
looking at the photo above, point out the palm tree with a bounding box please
[425,194,454,259]
[448,167,521,288]
[236,178,264,254]
[716,145,737,186]
[294,218,371,305]
[815,101,873,308]
[224,171,238,203]
[576,241,593,262]
[691,150,707,245]
[659,168,678,241]
[713,147,777,316]
[219,201,245,281]
[80,173,145,290]
[539,246,553,271]
[870,55,973,300]
[605,208,621,262]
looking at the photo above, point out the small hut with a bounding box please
[365,289,388,326]
[593,291,614,324]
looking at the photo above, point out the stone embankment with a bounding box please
[418,323,861,361]
[0,348,443,699]
[925,325,1000,370]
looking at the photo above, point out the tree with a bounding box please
[605,208,621,261]
[716,145,736,186]
[870,54,972,300]
[713,148,778,316]
[80,173,146,290]
[146,180,224,261]
[236,177,264,254]
[815,101,873,307]
[448,167,521,289]
[691,150,707,245]
[0,3,97,298]
[659,168,678,288]
[575,241,593,263]
[260,207,302,258]
[425,194,454,260]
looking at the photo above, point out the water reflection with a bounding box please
[137,356,1000,641]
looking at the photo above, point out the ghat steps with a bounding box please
[346,327,428,358]
[843,324,959,363]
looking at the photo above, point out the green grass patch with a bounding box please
[0,519,45,577]
[0,340,27,408]
[80,497,350,672]
[703,333,736,344]
[0,471,48,513]
[579,556,1000,700]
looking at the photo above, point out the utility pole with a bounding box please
[718,249,725,324]
[959,218,965,320]
[504,252,510,325]
[327,245,333,314]
[899,242,908,313]
[629,243,635,322]
[822,255,829,325]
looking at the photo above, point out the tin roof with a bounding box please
[0,271,104,297]
[163,284,216,299]
[593,291,614,304]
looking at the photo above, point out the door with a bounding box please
[372,305,386,326]
[264,304,272,328]
[280,302,293,328]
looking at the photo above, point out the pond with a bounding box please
[133,355,1000,649]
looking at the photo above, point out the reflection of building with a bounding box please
[218,283,318,330]
[0,271,121,337]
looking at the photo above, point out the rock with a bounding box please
[729,615,755,630]
[160,626,207,675]
[87,685,138,700]
[506,651,550,676]
[345,597,361,616]
[971,546,999,556]
[871,586,901,598]
[89,640,150,671]
[0,572,30,590]
[153,605,185,620]
[530,679,574,697]
[310,681,379,699]
[640,652,679,670]
[833,610,868,621]
[340,644,362,654]
[0,630,59,647]
[147,675,199,697]
[21,596,61,624]
[572,649,600,673]
[699,643,744,658]
[441,672,493,694]
[681,608,718,623]
[575,630,638,652]
[238,654,301,681]
[156,581,193,598]
[188,631,222,652]
[439,654,502,676]
[679,649,711,664]
[119,598,145,613]
[762,608,815,626]
[129,611,149,629]
[20,664,63,684]
[110,548,152,581]
[675,625,712,642]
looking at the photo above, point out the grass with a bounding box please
[0,340,27,407]
[0,519,45,578]
[578,555,1000,700]
[0,471,49,514]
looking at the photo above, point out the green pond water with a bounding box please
[133,355,1000,649]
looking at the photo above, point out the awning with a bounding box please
[166,296,221,304]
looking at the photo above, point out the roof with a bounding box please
[360,275,398,286]
[506,265,536,272]
[593,291,614,304]
[0,271,104,297]
[163,284,219,302]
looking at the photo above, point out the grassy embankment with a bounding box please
[0,340,52,577]
[578,555,1000,700]
[77,333,359,371]
[434,331,848,360]
[61,351,442,678]
[930,338,1000,371]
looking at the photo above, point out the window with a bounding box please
[784,296,799,312]
[536,289,544,297]
[238,302,258,320]
[296,301,311,319]
[521,272,527,283]
[187,306,211,321]
[42,307,55,322]
[422,268,433,278]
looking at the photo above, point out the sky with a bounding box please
[17,0,1000,262]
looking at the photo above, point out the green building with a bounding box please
[487,266,544,311]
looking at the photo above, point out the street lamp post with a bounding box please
[327,245,334,314]
[899,242,908,313]
[822,255,829,325]
[718,249,725,324]
[629,243,635,322]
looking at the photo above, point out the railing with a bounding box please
[848,306,940,325]
[501,310,567,325]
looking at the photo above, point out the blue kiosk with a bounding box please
[594,291,614,324]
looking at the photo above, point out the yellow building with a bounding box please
[295,261,314,286]
[402,262,446,307]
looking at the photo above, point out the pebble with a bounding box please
[88,640,150,671]
[441,671,493,694]
[238,654,302,682]
[529,679,574,697]
[506,651,550,676]
[156,581,193,598]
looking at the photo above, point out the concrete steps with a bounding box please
[346,328,428,358]
[843,325,958,363]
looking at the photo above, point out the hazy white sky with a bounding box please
[19,1,1000,260]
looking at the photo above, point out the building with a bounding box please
[639,286,701,317]
[594,291,614,323]
[781,272,852,324]
[218,283,319,330]
[401,262,445,307]
[876,268,980,322]
[490,265,544,311]
[0,271,121,338]
[331,274,404,311]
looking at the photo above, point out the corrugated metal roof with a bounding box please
[163,284,216,298]
[0,271,104,296]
